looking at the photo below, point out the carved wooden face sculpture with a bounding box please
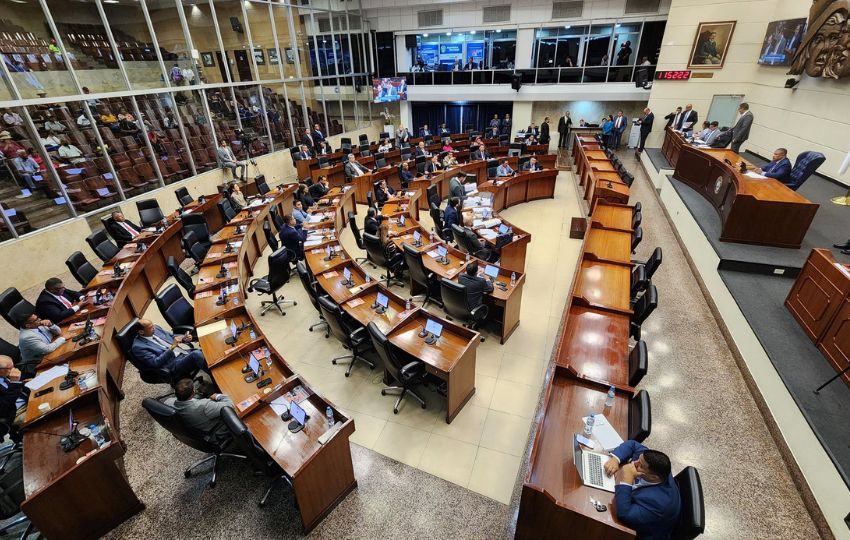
[789,1,850,79]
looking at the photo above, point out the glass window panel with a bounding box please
[584,25,614,67]
[147,1,196,85]
[555,38,581,67]
[613,31,640,66]
[245,2,277,81]
[261,84,293,150]
[232,86,270,158]
[536,39,557,68]
[136,93,193,184]
[214,0,254,82]
[637,21,666,65]
[103,3,163,90]
[183,2,227,84]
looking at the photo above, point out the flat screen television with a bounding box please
[757,18,807,66]
[373,77,407,103]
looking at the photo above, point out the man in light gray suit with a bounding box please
[730,102,753,153]
[449,174,466,200]
[16,309,66,379]
[216,139,246,182]
[344,153,369,179]
[164,378,233,444]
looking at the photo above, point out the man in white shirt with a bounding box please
[344,153,368,178]
[76,110,91,127]
[496,160,514,177]
[43,113,66,132]
[700,122,720,145]
[12,149,39,191]
[57,139,86,164]
[3,111,23,126]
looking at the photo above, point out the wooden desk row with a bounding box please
[572,136,630,214]
[785,248,850,388]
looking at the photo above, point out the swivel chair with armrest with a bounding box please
[181,231,209,272]
[642,247,663,280]
[347,211,371,266]
[180,213,212,251]
[65,251,99,288]
[262,221,279,252]
[166,256,195,299]
[362,232,406,287]
[116,317,196,387]
[785,151,825,191]
[175,186,194,207]
[367,321,427,414]
[628,389,651,442]
[630,264,648,304]
[674,466,706,539]
[440,278,487,341]
[630,284,658,340]
[217,198,237,223]
[154,284,197,339]
[402,244,443,308]
[296,261,329,337]
[136,199,165,227]
[318,296,374,377]
[255,175,271,196]
[247,247,297,316]
[451,224,467,252]
[462,229,499,263]
[0,289,33,329]
[0,437,35,539]
[628,340,648,387]
[86,229,120,263]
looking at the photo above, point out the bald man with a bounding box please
[0,355,27,427]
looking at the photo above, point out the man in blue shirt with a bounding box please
[496,160,514,177]
[291,200,310,226]
[419,124,432,137]
[604,440,681,539]
[12,149,39,191]
[758,148,792,185]
[399,162,415,188]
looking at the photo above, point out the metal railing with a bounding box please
[400,65,656,85]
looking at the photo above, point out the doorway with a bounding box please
[215,51,230,83]
[707,95,744,129]
[233,50,253,81]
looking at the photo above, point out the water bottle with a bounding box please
[605,385,616,408]
[249,328,256,340]
[326,406,334,428]
[510,272,517,287]
[90,423,106,446]
[465,252,470,262]
[405,298,412,311]
[232,296,240,305]
[225,267,231,280]
[365,273,371,283]
[584,412,595,436]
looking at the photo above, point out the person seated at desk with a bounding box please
[296,183,315,209]
[108,211,142,247]
[496,160,515,177]
[291,200,310,226]
[316,140,332,155]
[755,148,792,185]
[471,144,492,161]
[419,124,432,137]
[523,156,542,172]
[36,277,85,324]
[459,261,494,309]
[696,121,720,145]
[438,123,451,136]
[414,141,431,158]
[164,378,233,445]
[43,113,66,133]
[443,153,458,168]
[697,121,711,140]
[525,123,539,138]
[425,155,442,174]
[442,139,455,153]
[527,134,539,145]
[309,175,331,199]
[344,153,369,178]
[443,197,460,238]
[396,125,411,145]
[603,440,681,539]
[57,139,86,164]
[279,214,308,259]
[449,174,467,200]
[399,162,415,187]
[132,319,208,380]
[0,355,27,427]
[295,144,312,161]
[378,219,401,260]
[375,179,396,206]
[378,138,393,153]
[487,125,500,139]
[364,208,379,235]
[227,181,247,211]
[16,310,66,380]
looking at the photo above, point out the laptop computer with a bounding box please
[573,434,615,492]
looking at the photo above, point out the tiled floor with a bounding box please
[244,171,582,504]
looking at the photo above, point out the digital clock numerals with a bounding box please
[655,70,691,80]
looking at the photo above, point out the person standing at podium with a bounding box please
[603,440,681,538]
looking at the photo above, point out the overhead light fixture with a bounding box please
[564,25,571,29]
[470,30,476,35]
[615,23,621,28]
[8,0,27,3]
[446,32,452,36]
[423,33,429,37]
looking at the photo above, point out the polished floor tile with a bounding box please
[418,433,479,487]
[467,447,523,505]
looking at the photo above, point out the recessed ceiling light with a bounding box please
[103,0,119,3]
[564,25,571,29]
[496,29,502,33]
[446,32,451,36]
[8,0,27,3]
[470,30,476,35]
[615,23,621,28]
[423,33,428,37]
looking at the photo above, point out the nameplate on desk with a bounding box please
[207,252,222,259]
[195,290,216,299]
[447,268,458,276]
[237,393,260,412]
[346,298,365,308]
[348,286,363,295]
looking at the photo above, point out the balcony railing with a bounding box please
[399,65,656,85]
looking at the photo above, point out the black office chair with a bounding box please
[426,184,439,207]
[362,232,405,287]
[181,231,209,272]
[117,318,185,387]
[400,149,412,161]
[367,321,426,413]
[374,153,387,168]
[318,296,374,377]
[347,211,370,265]
[674,466,706,540]
[630,264,648,304]
[429,203,448,241]
[632,226,643,253]
[366,191,377,211]
[0,439,34,538]
[360,147,372,158]
[628,389,651,442]
[630,284,658,340]
[66,251,99,287]
[100,214,120,245]
[218,198,237,223]
[255,175,271,196]
[181,213,212,251]
[633,201,642,214]
[247,247,297,316]
[175,186,193,207]
[462,229,498,263]
[632,210,642,231]
[628,340,648,387]
[450,224,467,251]
[262,221,279,252]
[0,337,20,366]
[220,406,291,507]
[155,284,197,338]
[86,228,120,263]
[642,247,663,280]
[621,171,635,187]
[166,255,195,299]
[402,244,442,307]
[0,289,33,329]
[440,278,487,340]
[296,261,329,337]
[142,398,245,488]
[136,199,165,227]
[487,165,497,179]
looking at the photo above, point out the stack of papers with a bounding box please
[25,365,69,391]
[479,229,498,240]
[744,171,767,179]
[581,413,624,450]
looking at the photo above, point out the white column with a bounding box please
[511,102,533,138]
[395,34,409,72]
[399,100,412,133]
[514,28,535,69]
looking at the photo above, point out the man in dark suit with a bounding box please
[301,128,316,151]
[35,277,85,324]
[414,141,430,158]
[363,208,379,235]
[419,124,432,137]
[344,153,368,179]
[758,148,792,185]
[522,157,542,172]
[729,102,753,153]
[525,123,539,138]
[131,318,207,379]
[0,355,27,427]
[399,162,415,187]
[540,117,550,145]
[442,197,460,239]
[603,440,681,539]
[295,144,312,161]
[557,111,572,148]
[676,104,697,134]
[471,144,491,161]
[312,123,325,145]
[374,179,396,205]
[108,211,142,247]
[458,262,494,310]
[636,107,654,154]
[279,214,308,259]
[664,107,682,128]
[612,111,628,149]
[448,174,466,200]
[501,113,512,135]
[308,176,330,199]
[438,123,451,136]
[425,155,442,174]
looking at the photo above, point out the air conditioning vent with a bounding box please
[625,0,660,14]
[483,5,511,23]
[552,1,583,19]
[418,9,443,27]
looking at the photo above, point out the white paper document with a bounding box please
[270,396,290,416]
[744,171,767,179]
[25,365,69,391]
[196,320,228,337]
[479,229,498,240]
[582,413,624,451]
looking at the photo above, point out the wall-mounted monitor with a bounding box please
[373,77,407,103]
[757,18,807,66]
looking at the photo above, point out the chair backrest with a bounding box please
[787,151,826,190]
[181,213,210,245]
[630,264,648,299]
[632,226,643,252]
[487,166,497,178]
[622,171,635,187]
[266,247,293,291]
[348,211,365,250]
[429,203,445,237]
[100,215,119,243]
[462,228,484,254]
[375,154,387,168]
[634,201,642,214]
[218,198,236,223]
[0,336,21,365]
[633,284,658,326]
[262,221,279,252]
[440,278,473,319]
[628,389,651,442]
[317,295,350,344]
[155,283,195,330]
[175,186,193,206]
[221,406,275,474]
[362,232,389,267]
[136,199,164,227]
[255,175,270,195]
[166,255,195,298]
[181,231,206,265]
[673,466,705,540]
[366,191,376,210]
[426,185,439,207]
[296,261,322,313]
[141,397,217,453]
[359,133,369,144]
[86,228,120,262]
[0,288,32,329]
[115,317,142,358]
[366,321,402,382]
[628,340,648,387]
[402,244,430,288]
[632,210,642,230]
[451,224,467,251]
[645,247,663,280]
[66,251,98,287]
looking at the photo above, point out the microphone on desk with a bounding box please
[216,262,227,279]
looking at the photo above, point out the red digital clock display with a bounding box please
[654,70,692,80]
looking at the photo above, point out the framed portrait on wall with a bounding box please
[253,47,265,65]
[268,48,279,65]
[688,21,737,69]
[285,48,296,64]
[201,52,215,67]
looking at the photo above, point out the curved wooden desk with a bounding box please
[667,128,818,248]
